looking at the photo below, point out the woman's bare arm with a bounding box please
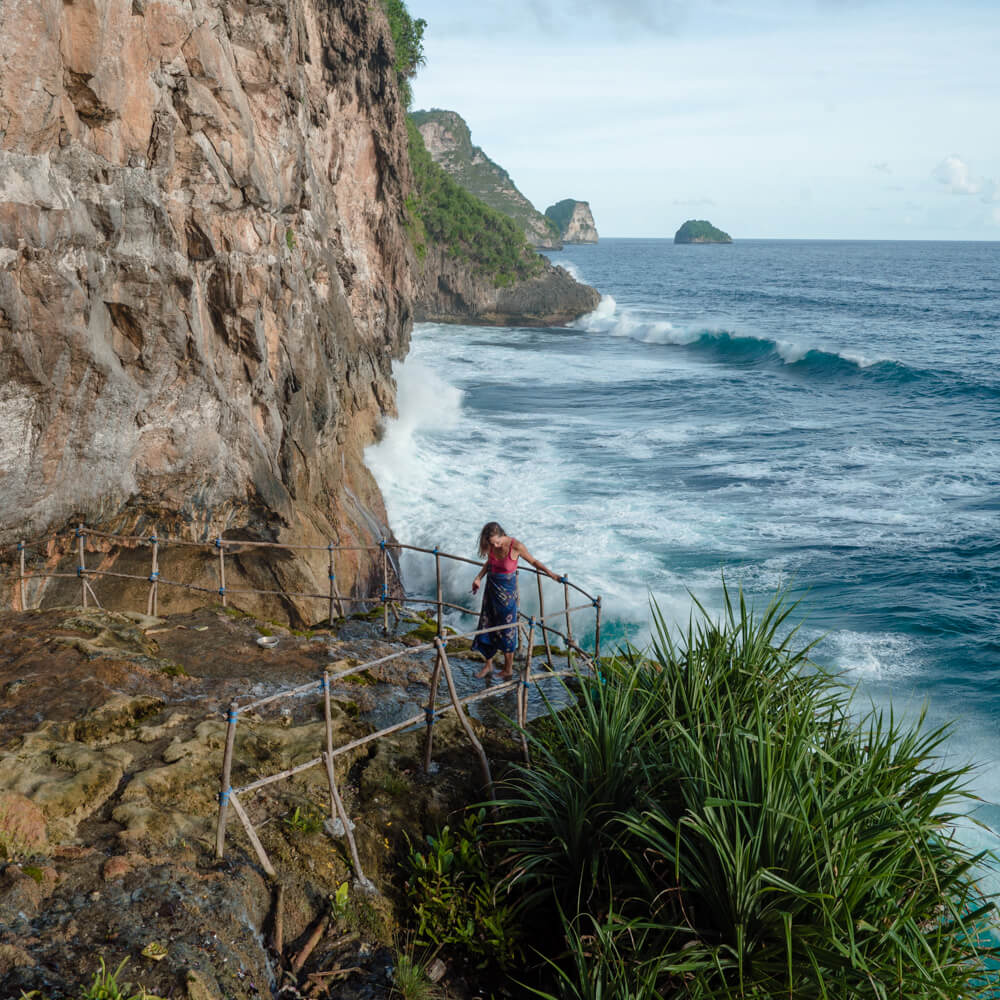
[471,559,489,593]
[512,539,559,581]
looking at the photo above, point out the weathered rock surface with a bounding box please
[545,198,599,243]
[0,0,415,614]
[0,604,512,999]
[414,244,601,327]
[411,108,562,249]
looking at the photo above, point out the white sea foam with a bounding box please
[815,629,923,679]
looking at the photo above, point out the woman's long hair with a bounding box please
[478,522,505,557]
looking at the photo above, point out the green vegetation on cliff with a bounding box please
[380,0,426,108]
[410,109,561,247]
[674,218,733,243]
[406,120,545,287]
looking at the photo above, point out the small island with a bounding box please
[674,219,733,244]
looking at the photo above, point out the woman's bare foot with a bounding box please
[475,661,493,679]
[498,670,513,681]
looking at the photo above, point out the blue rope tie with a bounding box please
[227,710,238,724]
[149,571,159,582]
[379,538,386,551]
[75,527,83,538]
[521,680,530,689]
[76,566,85,577]
[424,707,435,722]
[592,598,599,608]
[329,574,336,582]
[319,676,328,692]
[218,587,225,597]
[529,616,535,628]
[149,534,158,545]
[381,585,388,600]
[433,547,438,555]
[328,541,335,551]
[215,537,223,548]
[17,541,24,552]
[558,576,567,584]
[219,788,231,806]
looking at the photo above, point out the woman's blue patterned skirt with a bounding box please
[472,571,519,660]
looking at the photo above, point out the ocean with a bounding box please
[366,238,1000,869]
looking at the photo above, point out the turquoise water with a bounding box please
[367,238,1000,866]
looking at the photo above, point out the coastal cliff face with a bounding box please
[414,244,599,327]
[0,0,414,611]
[411,108,562,250]
[545,199,599,243]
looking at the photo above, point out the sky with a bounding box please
[408,0,1000,240]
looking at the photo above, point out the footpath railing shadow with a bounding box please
[0,525,602,888]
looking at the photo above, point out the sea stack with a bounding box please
[545,199,599,243]
[674,220,733,244]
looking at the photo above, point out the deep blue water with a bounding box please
[367,238,1000,863]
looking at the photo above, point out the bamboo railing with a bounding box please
[0,525,603,887]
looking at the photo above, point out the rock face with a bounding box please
[411,108,561,249]
[415,244,600,327]
[545,199,599,243]
[0,0,415,611]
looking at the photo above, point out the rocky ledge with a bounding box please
[415,246,600,327]
[0,604,543,1000]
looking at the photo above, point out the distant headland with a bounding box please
[675,219,733,244]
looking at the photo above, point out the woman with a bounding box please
[471,522,560,680]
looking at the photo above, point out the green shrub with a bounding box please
[494,584,999,999]
[404,808,522,970]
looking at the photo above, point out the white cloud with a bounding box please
[934,155,980,195]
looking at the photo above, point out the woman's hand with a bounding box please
[472,578,481,594]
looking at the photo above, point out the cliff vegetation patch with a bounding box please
[406,121,546,288]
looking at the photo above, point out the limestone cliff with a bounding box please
[410,108,561,250]
[0,0,415,613]
[545,199,599,244]
[414,244,599,327]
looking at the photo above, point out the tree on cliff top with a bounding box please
[381,0,426,107]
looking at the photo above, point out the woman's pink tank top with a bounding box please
[488,541,518,574]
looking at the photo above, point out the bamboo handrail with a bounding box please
[0,522,605,885]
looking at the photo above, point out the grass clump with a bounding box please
[283,804,324,835]
[20,957,164,1000]
[492,584,998,999]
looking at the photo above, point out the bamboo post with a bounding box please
[434,637,493,795]
[537,573,554,671]
[271,883,285,956]
[228,792,277,878]
[435,548,443,638]
[18,540,26,611]
[519,617,535,764]
[320,670,370,887]
[381,540,388,633]
[216,536,227,607]
[594,596,602,667]
[563,577,574,671]
[147,535,159,617]
[215,701,239,859]
[77,524,87,607]
[423,648,442,773]
[322,751,371,889]
[328,543,336,626]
